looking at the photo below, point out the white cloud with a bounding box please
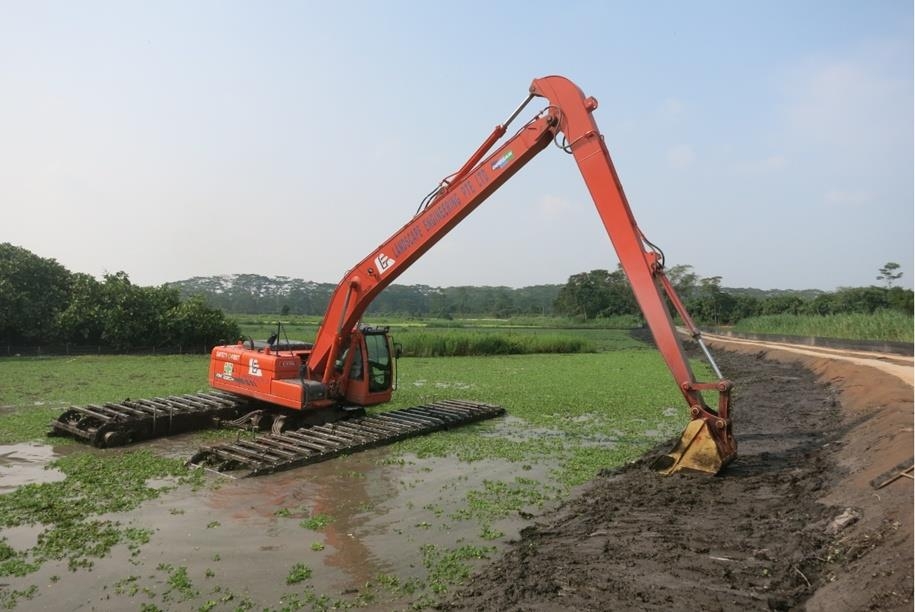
[538,194,572,218]
[823,189,875,208]
[732,155,788,175]
[659,98,684,121]
[666,144,696,169]
[781,43,911,157]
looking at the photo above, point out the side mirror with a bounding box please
[394,342,403,359]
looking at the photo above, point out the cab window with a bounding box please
[348,344,364,380]
[365,334,392,392]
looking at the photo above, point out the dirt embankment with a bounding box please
[442,343,913,611]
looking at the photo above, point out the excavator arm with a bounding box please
[306,113,555,379]
[308,75,736,475]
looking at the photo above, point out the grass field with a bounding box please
[0,333,691,478]
[0,355,209,445]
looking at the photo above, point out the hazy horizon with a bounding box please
[161,270,866,294]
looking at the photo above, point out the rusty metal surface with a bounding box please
[48,391,252,447]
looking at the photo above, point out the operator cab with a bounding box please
[340,325,397,406]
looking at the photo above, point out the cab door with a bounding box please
[344,329,395,406]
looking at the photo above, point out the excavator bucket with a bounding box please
[651,418,735,476]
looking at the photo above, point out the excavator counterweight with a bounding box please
[49,75,736,476]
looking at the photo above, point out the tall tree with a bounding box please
[665,264,699,301]
[877,262,903,288]
[166,295,241,349]
[0,243,72,342]
[57,273,106,343]
[554,268,636,319]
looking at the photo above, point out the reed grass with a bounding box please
[731,311,913,342]
[396,330,595,357]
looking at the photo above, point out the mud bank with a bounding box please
[443,347,913,611]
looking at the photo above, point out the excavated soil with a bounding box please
[443,345,913,611]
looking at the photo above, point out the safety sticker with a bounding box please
[492,150,514,171]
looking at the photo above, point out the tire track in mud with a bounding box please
[701,332,913,386]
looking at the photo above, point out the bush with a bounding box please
[397,330,594,357]
[732,310,913,342]
[165,296,241,349]
[1,244,240,353]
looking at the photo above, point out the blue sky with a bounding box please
[2,1,912,290]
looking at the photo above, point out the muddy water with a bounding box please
[7,441,552,611]
[0,442,70,493]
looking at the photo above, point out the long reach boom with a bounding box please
[307,75,736,474]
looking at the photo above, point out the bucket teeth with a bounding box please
[651,418,736,476]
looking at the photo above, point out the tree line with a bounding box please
[165,274,559,319]
[552,265,913,324]
[0,244,239,350]
[2,243,911,351]
[170,267,911,325]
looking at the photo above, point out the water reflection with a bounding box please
[0,442,70,493]
[202,447,400,587]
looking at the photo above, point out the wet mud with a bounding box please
[442,348,914,611]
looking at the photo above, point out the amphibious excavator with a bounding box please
[50,75,736,477]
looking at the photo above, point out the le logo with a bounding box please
[374,252,395,275]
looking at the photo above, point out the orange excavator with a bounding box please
[51,75,736,477]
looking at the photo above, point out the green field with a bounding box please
[0,334,694,480]
[0,355,210,445]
